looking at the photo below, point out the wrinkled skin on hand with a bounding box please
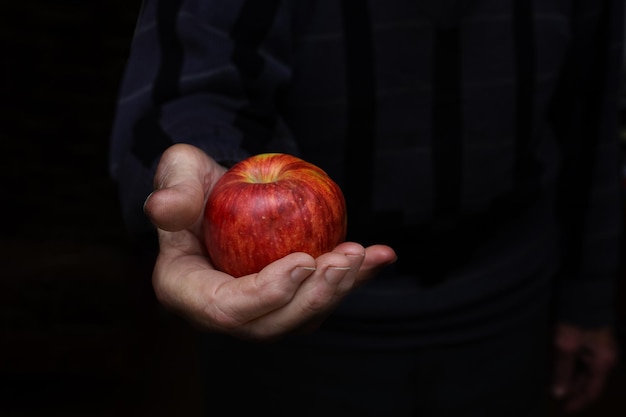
[144,144,397,341]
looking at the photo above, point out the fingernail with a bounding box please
[143,191,155,212]
[325,266,351,284]
[291,266,316,283]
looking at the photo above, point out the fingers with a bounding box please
[153,249,315,333]
[238,246,365,339]
[154,235,395,340]
[287,248,362,315]
[206,252,318,330]
[359,244,397,281]
[144,143,227,232]
[145,145,397,340]
[209,243,371,340]
[553,324,619,414]
[581,337,618,404]
[553,325,582,400]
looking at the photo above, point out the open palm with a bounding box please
[143,144,397,340]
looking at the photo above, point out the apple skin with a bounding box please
[203,153,347,278]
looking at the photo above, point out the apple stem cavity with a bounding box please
[243,154,285,184]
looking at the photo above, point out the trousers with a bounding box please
[199,299,552,417]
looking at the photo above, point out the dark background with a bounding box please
[0,1,203,416]
[0,1,625,416]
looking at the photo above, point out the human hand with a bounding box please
[143,144,397,341]
[552,323,618,413]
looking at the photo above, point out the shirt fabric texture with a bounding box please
[110,0,624,347]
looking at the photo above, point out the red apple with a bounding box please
[203,153,347,277]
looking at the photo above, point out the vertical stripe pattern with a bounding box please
[513,0,538,195]
[340,0,378,231]
[432,27,463,228]
[110,0,623,328]
[131,0,183,167]
[555,0,615,278]
[232,0,282,154]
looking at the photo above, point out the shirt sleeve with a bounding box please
[109,0,293,236]
[551,0,624,328]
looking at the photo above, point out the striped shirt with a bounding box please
[110,0,624,346]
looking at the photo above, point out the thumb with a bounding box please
[144,144,226,231]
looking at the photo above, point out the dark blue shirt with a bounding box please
[110,0,624,346]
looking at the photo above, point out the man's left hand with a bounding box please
[552,323,618,413]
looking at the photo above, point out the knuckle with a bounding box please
[336,274,357,294]
[299,288,333,316]
[262,285,293,305]
[254,275,294,305]
[205,302,244,330]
